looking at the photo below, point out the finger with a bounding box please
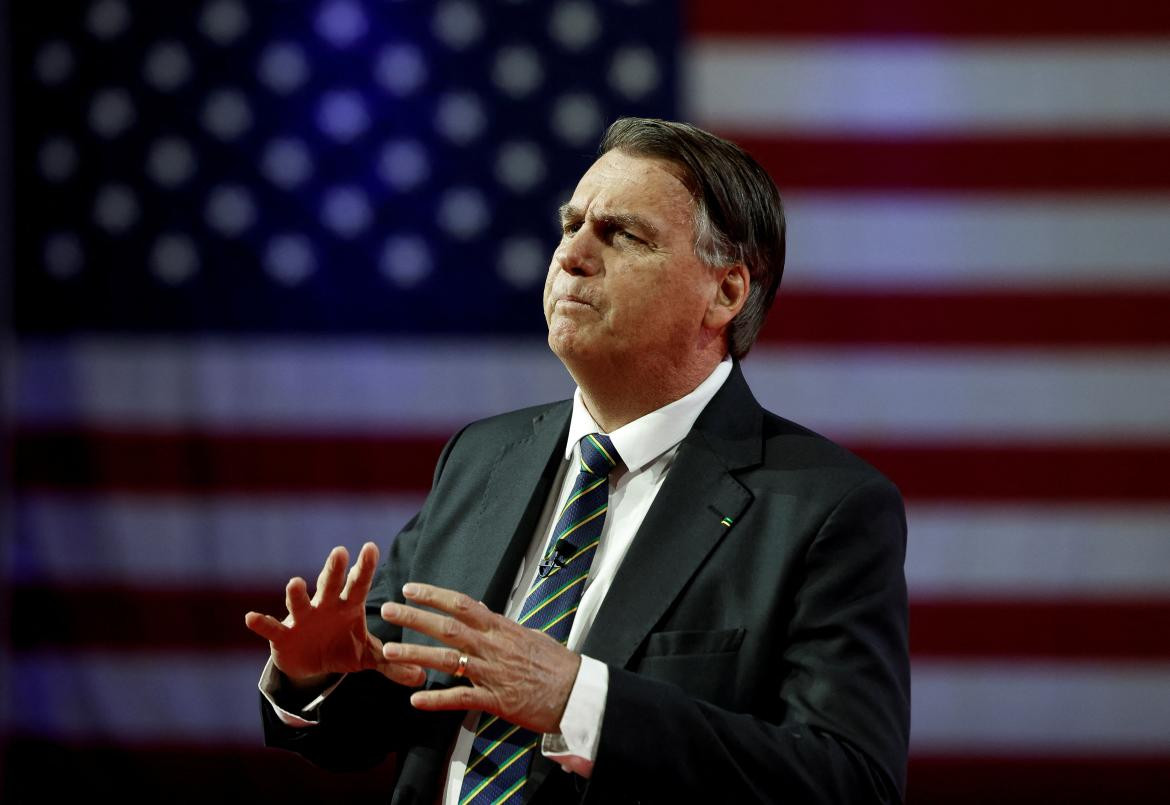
[244,611,289,642]
[382,642,469,677]
[313,546,349,605]
[401,582,493,628]
[410,686,486,713]
[285,577,312,621]
[376,661,427,688]
[341,541,380,603]
[381,601,471,650]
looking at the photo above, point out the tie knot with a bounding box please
[578,433,619,477]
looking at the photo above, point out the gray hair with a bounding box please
[599,117,786,359]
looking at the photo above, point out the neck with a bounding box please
[567,344,726,433]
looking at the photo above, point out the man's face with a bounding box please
[543,150,718,371]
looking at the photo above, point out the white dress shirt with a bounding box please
[262,357,733,804]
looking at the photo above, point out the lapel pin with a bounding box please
[720,516,734,528]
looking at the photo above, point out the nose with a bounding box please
[554,229,602,277]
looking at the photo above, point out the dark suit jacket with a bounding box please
[262,362,910,804]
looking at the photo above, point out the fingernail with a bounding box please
[382,602,400,618]
[402,583,419,597]
[383,643,401,658]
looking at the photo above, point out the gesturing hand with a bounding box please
[380,583,582,734]
[244,542,426,689]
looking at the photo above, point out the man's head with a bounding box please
[597,118,786,359]
[543,118,785,385]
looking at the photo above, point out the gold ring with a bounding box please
[454,654,470,678]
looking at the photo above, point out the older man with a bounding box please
[246,118,909,804]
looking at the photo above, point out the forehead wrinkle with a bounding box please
[558,202,661,239]
[598,210,660,238]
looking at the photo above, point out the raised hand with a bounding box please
[244,542,426,689]
[379,582,581,734]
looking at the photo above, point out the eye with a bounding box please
[561,220,582,236]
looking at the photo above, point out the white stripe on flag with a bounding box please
[13,494,424,584]
[783,195,1170,288]
[12,338,572,429]
[8,651,265,743]
[737,349,1170,442]
[16,341,1170,441]
[16,496,1170,596]
[11,651,1170,749]
[687,40,1170,132]
[906,504,1170,597]
[911,662,1170,751]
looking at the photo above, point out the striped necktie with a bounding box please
[458,433,620,805]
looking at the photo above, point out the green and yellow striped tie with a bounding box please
[458,433,619,805]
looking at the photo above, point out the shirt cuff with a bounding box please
[540,655,608,778]
[257,656,346,728]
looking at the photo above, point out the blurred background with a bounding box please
[2,0,1169,801]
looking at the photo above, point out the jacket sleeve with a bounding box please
[584,477,910,804]
[259,427,469,772]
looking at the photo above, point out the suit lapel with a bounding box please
[406,407,570,805]
[580,363,763,668]
[443,404,571,614]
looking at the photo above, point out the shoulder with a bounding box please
[703,362,899,503]
[761,409,887,477]
[456,399,571,442]
[701,366,903,525]
[436,399,572,467]
[412,398,571,509]
[756,407,902,504]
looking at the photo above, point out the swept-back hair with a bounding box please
[599,117,786,359]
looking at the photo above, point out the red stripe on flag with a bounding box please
[13,585,1170,660]
[12,428,446,494]
[760,290,1170,347]
[10,585,284,652]
[907,754,1170,805]
[6,740,1170,803]
[1,738,398,800]
[689,0,1170,37]
[14,429,1170,501]
[729,135,1170,193]
[911,598,1170,661]
[853,443,1170,503]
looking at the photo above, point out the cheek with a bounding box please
[627,272,711,331]
[622,269,676,308]
[541,265,558,318]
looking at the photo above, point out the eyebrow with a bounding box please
[558,203,660,240]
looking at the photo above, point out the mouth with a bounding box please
[554,294,595,311]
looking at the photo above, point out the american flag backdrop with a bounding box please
[3,1,1170,801]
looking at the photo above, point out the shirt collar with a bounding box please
[565,355,733,473]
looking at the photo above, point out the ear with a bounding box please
[703,264,750,331]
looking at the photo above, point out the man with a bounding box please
[246,118,910,804]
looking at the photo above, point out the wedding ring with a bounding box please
[454,654,470,678]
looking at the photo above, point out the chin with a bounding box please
[548,328,595,364]
[547,331,577,360]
